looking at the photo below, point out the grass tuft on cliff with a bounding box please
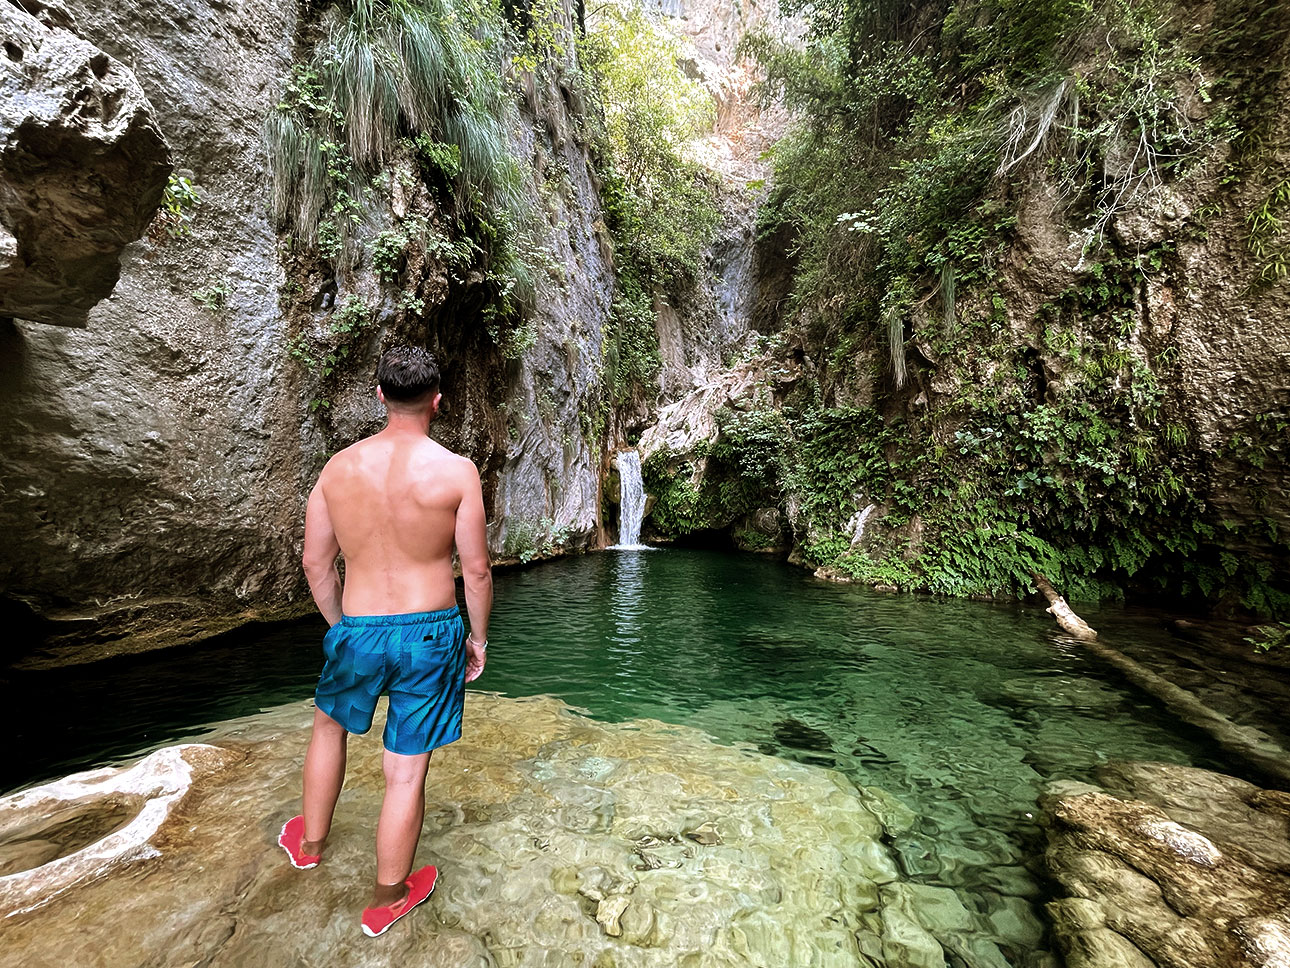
[265,0,523,263]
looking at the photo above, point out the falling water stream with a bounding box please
[612,450,648,549]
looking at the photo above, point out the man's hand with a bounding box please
[465,637,487,683]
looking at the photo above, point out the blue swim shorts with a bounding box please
[314,607,466,755]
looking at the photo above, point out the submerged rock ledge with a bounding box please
[1,693,980,968]
[8,693,1288,967]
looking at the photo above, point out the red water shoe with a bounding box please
[277,815,322,870]
[361,865,438,937]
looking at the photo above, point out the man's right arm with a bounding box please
[302,475,343,627]
[454,459,492,682]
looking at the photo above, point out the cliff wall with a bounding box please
[638,0,1290,614]
[0,0,616,662]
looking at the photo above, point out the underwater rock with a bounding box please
[772,717,835,753]
[880,882,1013,968]
[684,820,722,846]
[0,693,908,967]
[1044,762,1290,968]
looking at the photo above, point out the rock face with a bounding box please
[0,0,305,663]
[0,0,619,660]
[1044,762,1290,968]
[427,69,617,562]
[0,0,171,327]
[640,0,792,401]
[0,693,947,967]
[0,0,796,659]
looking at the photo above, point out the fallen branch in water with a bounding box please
[1032,572,1290,789]
[1031,572,1098,640]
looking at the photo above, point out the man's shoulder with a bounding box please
[319,439,369,476]
[415,439,478,476]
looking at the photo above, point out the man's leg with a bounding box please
[302,707,349,853]
[371,748,432,905]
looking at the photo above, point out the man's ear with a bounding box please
[376,385,386,405]
[431,392,442,416]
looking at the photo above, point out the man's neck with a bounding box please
[382,409,433,437]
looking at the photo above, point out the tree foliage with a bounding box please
[579,1,720,287]
[746,0,1226,370]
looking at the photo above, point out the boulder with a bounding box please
[0,0,170,327]
[1044,762,1290,968]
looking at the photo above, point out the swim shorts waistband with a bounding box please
[339,606,460,627]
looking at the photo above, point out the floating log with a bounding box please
[1031,572,1098,640]
[1032,572,1290,789]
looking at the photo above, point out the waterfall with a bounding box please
[615,450,648,549]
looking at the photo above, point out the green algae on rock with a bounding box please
[1,693,932,967]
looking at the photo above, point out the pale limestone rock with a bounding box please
[0,0,170,326]
[0,745,241,913]
[1045,762,1290,968]
[0,694,905,967]
[596,893,631,936]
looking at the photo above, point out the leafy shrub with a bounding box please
[158,174,201,238]
[745,0,1230,384]
[579,1,720,288]
[369,230,408,280]
[192,278,230,311]
[1245,622,1290,653]
[502,517,574,563]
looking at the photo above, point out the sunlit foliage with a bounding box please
[580,1,720,287]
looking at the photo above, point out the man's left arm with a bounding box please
[302,478,343,626]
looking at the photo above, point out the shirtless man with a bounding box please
[277,345,492,938]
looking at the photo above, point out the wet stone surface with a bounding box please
[1044,761,1290,968]
[0,693,990,968]
[0,794,141,876]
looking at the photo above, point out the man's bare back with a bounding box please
[308,433,487,617]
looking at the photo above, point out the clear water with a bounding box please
[2,549,1270,965]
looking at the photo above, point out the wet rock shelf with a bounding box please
[1045,762,1290,968]
[0,694,922,967]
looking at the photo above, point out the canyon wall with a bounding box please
[637,0,1290,613]
[0,0,620,662]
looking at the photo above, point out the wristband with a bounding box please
[468,635,487,651]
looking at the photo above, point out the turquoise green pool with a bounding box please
[481,549,1243,965]
[4,548,1266,966]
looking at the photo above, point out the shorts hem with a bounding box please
[314,698,374,736]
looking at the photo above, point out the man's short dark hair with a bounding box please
[376,345,440,403]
